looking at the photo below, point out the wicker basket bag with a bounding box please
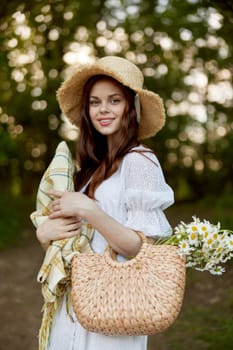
[71,231,186,336]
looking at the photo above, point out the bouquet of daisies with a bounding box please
[160,216,233,275]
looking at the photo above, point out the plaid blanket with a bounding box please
[30,141,93,350]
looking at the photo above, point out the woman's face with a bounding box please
[89,79,127,143]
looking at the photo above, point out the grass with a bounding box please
[166,194,233,228]
[148,264,233,350]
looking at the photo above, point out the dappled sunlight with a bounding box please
[186,125,206,144]
[208,82,233,105]
[207,8,223,30]
[59,118,79,141]
[0,0,232,198]
[0,112,24,138]
[31,143,47,158]
[63,43,94,65]
[32,100,47,111]
[184,69,208,88]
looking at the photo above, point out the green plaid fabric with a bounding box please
[30,141,93,350]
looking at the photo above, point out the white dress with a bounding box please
[47,146,174,350]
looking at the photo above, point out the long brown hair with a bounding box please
[74,75,139,197]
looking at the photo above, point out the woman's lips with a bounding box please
[98,118,114,126]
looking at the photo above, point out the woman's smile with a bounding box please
[97,117,115,127]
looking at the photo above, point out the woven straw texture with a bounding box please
[71,232,186,336]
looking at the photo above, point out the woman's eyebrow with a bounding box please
[109,93,123,97]
[90,93,123,99]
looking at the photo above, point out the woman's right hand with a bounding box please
[36,216,81,251]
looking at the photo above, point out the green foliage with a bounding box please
[200,194,233,228]
[0,0,232,198]
[0,193,33,249]
[200,316,233,349]
[166,193,233,231]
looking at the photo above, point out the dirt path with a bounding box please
[0,228,232,350]
[0,231,43,350]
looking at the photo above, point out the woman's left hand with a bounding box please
[47,190,97,219]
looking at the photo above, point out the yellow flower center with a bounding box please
[191,226,198,232]
[213,233,218,240]
[190,233,197,240]
[207,239,213,245]
[201,226,207,231]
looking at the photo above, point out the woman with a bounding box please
[35,56,174,350]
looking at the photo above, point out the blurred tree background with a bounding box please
[0,2,233,348]
[0,0,232,247]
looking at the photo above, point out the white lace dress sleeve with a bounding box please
[122,150,174,237]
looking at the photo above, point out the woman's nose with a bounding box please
[100,101,109,112]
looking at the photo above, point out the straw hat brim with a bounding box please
[57,65,165,139]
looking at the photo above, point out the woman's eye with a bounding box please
[111,99,120,104]
[90,100,99,106]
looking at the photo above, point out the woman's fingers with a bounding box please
[50,198,66,216]
[67,222,81,232]
[64,216,81,225]
[49,211,63,219]
[46,189,64,199]
[51,199,60,211]
[46,190,63,215]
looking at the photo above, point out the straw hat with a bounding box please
[57,56,165,139]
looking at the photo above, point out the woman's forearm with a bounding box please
[47,190,142,257]
[84,205,142,257]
